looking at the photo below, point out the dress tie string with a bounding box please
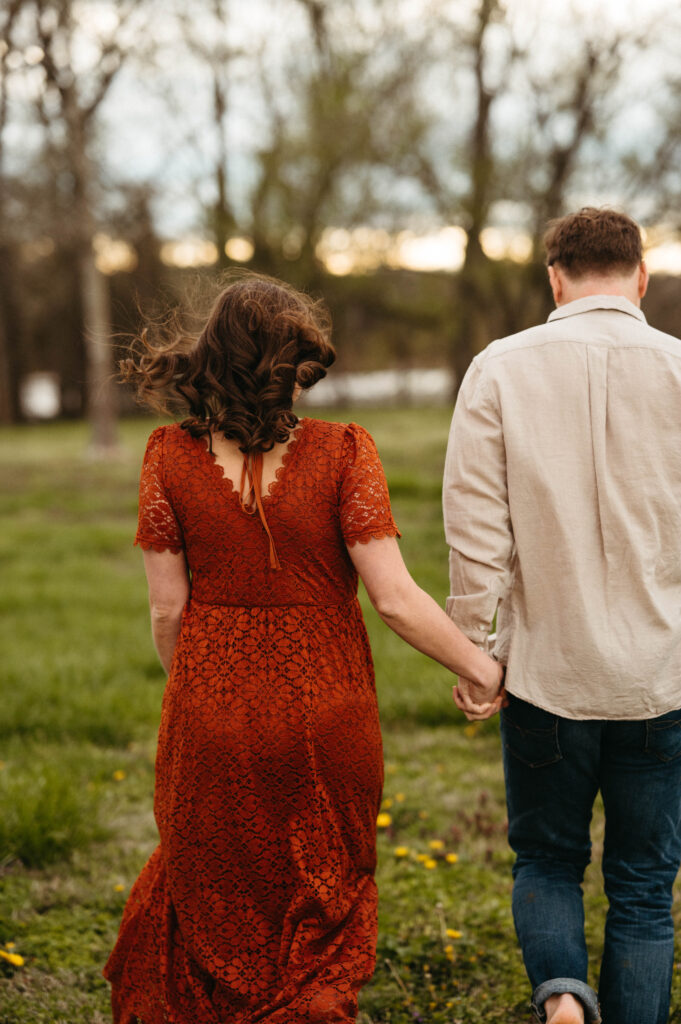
[239,452,281,570]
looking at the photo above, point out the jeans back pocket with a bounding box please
[501,694,562,768]
[645,709,681,763]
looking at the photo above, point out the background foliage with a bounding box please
[2,0,681,438]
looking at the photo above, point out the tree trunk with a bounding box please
[69,105,119,454]
[0,314,16,424]
[212,72,233,269]
[452,235,494,392]
[79,245,117,452]
[449,0,500,396]
[0,244,24,424]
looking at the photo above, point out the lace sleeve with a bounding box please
[339,423,400,547]
[134,427,184,554]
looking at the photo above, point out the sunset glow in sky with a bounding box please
[88,224,681,277]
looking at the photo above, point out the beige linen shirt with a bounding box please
[443,294,681,720]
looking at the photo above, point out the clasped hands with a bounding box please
[453,662,507,721]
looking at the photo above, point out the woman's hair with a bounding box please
[121,272,335,452]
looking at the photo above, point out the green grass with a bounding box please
[1,411,680,1022]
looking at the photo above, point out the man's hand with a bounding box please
[453,669,507,721]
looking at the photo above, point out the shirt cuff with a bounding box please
[445,595,495,647]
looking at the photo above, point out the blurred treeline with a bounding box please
[2,0,681,446]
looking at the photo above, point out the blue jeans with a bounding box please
[500,693,681,1024]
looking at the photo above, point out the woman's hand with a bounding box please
[453,660,506,721]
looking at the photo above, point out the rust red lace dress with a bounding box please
[104,417,400,1024]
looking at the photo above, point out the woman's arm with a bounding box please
[348,535,504,700]
[142,549,190,673]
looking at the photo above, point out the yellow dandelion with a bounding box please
[394,846,410,858]
[385,762,398,774]
[464,723,479,738]
[428,839,445,851]
[381,797,393,810]
[423,857,437,869]
[376,812,392,828]
[445,852,459,864]
[444,944,454,955]
[5,942,15,950]
[446,928,463,939]
[469,954,477,962]
[0,950,24,967]
[395,792,405,802]
[114,883,125,892]
[416,853,429,862]
[112,769,126,782]
[418,810,429,820]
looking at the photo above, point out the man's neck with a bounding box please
[556,279,641,308]
[548,262,648,309]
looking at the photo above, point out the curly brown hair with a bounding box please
[121,273,335,453]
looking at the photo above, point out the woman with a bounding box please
[104,273,504,1024]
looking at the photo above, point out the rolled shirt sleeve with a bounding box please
[443,354,515,653]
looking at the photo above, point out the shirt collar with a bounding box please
[547,294,647,324]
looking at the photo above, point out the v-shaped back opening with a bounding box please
[202,419,307,501]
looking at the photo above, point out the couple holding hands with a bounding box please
[105,208,681,1024]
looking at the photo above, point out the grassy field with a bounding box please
[1,408,680,1023]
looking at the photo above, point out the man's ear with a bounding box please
[548,264,563,305]
[638,260,649,299]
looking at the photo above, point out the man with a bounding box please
[443,207,681,1024]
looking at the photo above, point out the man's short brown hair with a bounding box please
[544,207,643,278]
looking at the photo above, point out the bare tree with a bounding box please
[249,0,430,288]
[409,0,509,390]
[29,0,140,453]
[0,0,25,424]
[450,0,506,391]
[177,0,240,268]
[510,26,636,326]
[409,0,646,389]
[612,18,681,232]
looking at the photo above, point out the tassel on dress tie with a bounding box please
[239,451,282,570]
